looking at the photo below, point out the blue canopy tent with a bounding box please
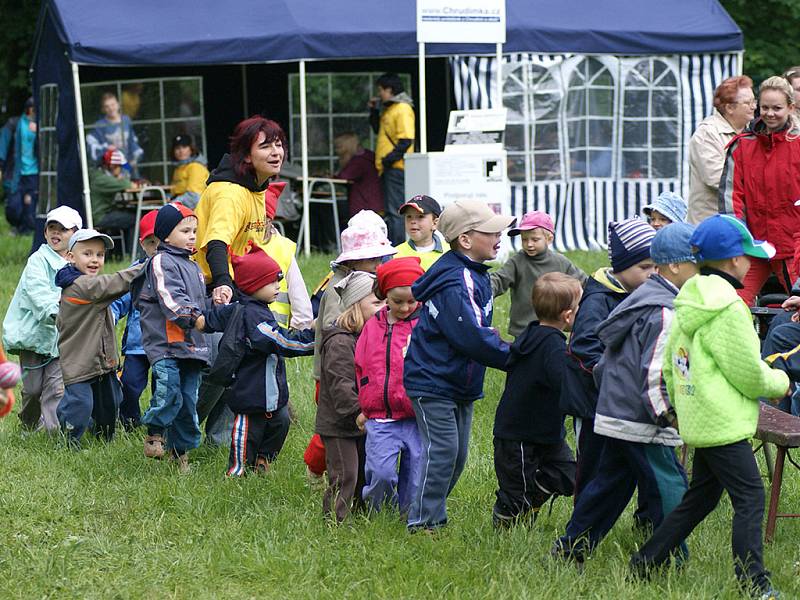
[32,0,742,250]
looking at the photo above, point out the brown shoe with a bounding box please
[254,456,271,475]
[143,434,165,459]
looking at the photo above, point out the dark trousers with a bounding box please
[493,437,576,520]
[6,174,38,233]
[574,417,605,500]
[321,435,366,522]
[558,438,687,558]
[227,406,291,476]
[631,440,770,593]
[762,317,800,414]
[381,167,406,245]
[57,372,122,442]
[119,354,150,428]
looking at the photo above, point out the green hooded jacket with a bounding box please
[664,273,789,448]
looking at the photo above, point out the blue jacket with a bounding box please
[111,295,144,356]
[203,296,315,413]
[593,274,682,446]
[404,250,509,402]
[560,268,628,419]
[0,115,37,194]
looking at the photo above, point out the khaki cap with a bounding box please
[437,200,516,242]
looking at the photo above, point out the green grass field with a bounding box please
[0,223,797,599]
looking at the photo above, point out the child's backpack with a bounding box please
[207,303,251,387]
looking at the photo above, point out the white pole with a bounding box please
[418,42,427,153]
[495,43,503,108]
[71,62,93,228]
[300,60,311,256]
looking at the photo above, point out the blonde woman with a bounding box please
[720,76,800,305]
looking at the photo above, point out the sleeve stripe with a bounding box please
[256,321,315,350]
[645,307,673,418]
[462,268,483,326]
[152,254,183,315]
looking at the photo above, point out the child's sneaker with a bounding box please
[255,456,271,475]
[143,434,165,459]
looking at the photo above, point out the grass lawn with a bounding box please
[0,224,797,599]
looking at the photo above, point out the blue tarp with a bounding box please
[44,0,742,66]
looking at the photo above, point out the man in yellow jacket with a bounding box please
[369,73,415,245]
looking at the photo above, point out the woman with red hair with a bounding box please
[687,76,755,224]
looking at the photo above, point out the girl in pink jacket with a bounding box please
[355,256,425,514]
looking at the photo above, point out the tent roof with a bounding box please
[40,0,742,66]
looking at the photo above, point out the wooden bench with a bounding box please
[754,403,800,542]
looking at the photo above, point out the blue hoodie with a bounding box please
[404,250,509,402]
[111,259,146,356]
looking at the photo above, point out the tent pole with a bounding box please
[418,42,427,153]
[300,60,311,256]
[241,65,249,117]
[71,61,92,228]
[495,43,503,108]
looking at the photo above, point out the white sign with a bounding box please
[417,0,506,44]
[445,108,507,149]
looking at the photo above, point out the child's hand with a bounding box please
[194,315,206,331]
[356,412,367,431]
[0,388,15,418]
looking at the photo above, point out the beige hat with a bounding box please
[334,271,377,309]
[437,200,515,242]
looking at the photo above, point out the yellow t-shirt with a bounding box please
[393,238,445,271]
[375,101,415,174]
[195,181,269,283]
[171,161,210,196]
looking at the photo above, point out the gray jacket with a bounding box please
[593,274,682,446]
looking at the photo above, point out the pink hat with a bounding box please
[508,211,555,237]
[334,225,397,264]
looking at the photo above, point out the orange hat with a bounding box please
[139,210,158,242]
[230,243,283,295]
[265,182,287,220]
[376,256,424,296]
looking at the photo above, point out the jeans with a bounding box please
[119,354,150,428]
[407,397,474,530]
[381,167,406,245]
[57,372,121,442]
[142,358,202,454]
[6,174,38,233]
[363,419,422,514]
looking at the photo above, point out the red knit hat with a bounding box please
[376,256,424,296]
[230,243,283,295]
[265,182,287,220]
[139,210,158,242]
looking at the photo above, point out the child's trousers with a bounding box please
[57,372,121,441]
[493,438,576,521]
[227,406,290,476]
[18,351,63,432]
[363,418,422,513]
[557,437,687,559]
[120,354,150,428]
[631,440,771,594]
[407,397,474,530]
[142,358,202,454]
[322,435,366,522]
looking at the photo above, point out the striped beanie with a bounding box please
[608,217,656,273]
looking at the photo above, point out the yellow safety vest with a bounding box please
[262,233,296,328]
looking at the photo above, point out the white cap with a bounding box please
[46,206,83,230]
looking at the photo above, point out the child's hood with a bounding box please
[55,264,83,289]
[591,267,627,294]
[508,324,564,368]
[672,273,741,337]
[411,250,488,303]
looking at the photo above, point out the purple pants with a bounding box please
[363,418,422,513]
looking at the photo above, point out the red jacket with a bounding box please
[720,119,800,260]
[354,305,419,420]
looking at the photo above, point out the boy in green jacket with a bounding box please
[630,215,789,599]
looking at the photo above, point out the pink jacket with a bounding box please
[354,305,419,420]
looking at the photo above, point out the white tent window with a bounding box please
[502,62,563,183]
[38,84,59,217]
[566,57,615,179]
[620,58,680,179]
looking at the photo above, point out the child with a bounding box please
[305,221,396,482]
[404,199,514,532]
[630,215,789,598]
[492,272,583,528]
[355,256,425,514]
[491,211,587,337]
[315,271,384,522]
[199,244,315,476]
[111,210,159,430]
[136,203,209,471]
[55,229,144,444]
[3,205,81,432]
[642,191,687,230]
[561,218,656,503]
[554,223,697,563]
[393,195,445,270]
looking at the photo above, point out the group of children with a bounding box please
[0,183,790,597]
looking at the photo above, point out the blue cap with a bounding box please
[643,191,688,224]
[690,215,775,261]
[650,222,696,264]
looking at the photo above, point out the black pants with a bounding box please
[381,167,406,245]
[227,406,290,476]
[493,437,576,519]
[631,440,770,592]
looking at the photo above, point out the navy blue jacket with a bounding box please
[204,296,314,414]
[404,250,509,402]
[560,269,628,419]
[494,323,567,444]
